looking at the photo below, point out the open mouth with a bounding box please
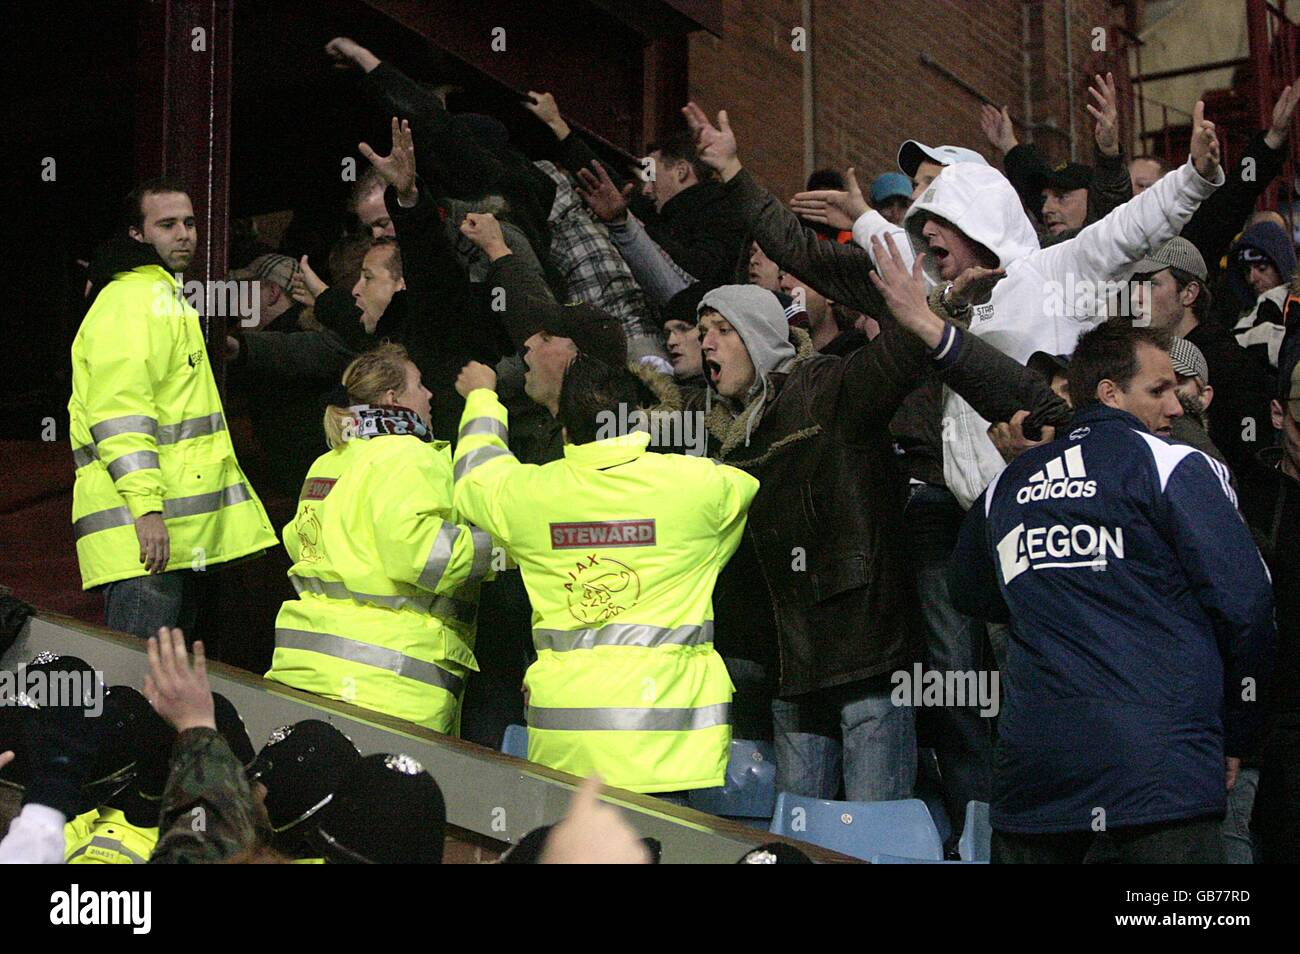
[705,358,722,384]
[929,246,949,265]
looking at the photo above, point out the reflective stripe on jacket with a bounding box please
[266,432,493,734]
[65,809,158,864]
[68,265,277,588]
[452,388,759,792]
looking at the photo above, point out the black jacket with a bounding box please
[707,320,1070,697]
[1184,318,1275,482]
[554,133,747,284]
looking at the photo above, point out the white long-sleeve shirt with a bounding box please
[0,803,66,864]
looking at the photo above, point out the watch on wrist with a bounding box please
[940,282,971,319]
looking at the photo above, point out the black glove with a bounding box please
[0,588,35,658]
[20,655,104,819]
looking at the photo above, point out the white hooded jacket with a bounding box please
[897,158,1223,508]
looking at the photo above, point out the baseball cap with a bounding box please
[870,172,913,205]
[897,141,990,179]
[522,298,628,369]
[1027,351,1071,381]
[1128,237,1208,283]
[229,253,298,292]
[1169,336,1210,385]
[1030,161,1093,193]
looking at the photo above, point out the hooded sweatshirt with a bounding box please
[904,158,1224,508]
[698,285,796,445]
[1229,221,1295,370]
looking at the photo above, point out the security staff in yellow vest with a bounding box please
[266,343,494,734]
[69,178,278,638]
[452,353,759,793]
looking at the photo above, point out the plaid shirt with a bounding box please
[534,160,660,341]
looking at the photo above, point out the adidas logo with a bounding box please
[1015,445,1096,504]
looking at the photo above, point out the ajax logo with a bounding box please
[563,554,641,625]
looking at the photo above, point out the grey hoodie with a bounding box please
[699,284,795,443]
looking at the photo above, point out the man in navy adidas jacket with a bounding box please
[951,321,1275,863]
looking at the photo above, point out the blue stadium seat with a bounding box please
[769,794,945,861]
[914,748,955,845]
[501,724,529,759]
[958,800,992,863]
[687,739,777,819]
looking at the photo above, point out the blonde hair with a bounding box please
[323,342,412,448]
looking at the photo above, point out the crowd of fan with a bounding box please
[4,33,1300,863]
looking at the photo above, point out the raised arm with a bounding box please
[681,102,895,317]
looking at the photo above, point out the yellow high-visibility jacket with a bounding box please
[65,808,158,864]
[68,265,277,588]
[452,389,759,792]
[266,431,494,733]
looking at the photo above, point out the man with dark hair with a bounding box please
[1130,237,1272,480]
[449,358,758,794]
[70,179,277,640]
[951,320,1275,864]
[525,91,746,284]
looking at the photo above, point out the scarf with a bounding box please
[348,404,432,442]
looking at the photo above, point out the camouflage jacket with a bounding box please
[149,727,259,864]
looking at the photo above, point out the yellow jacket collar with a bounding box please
[562,430,650,467]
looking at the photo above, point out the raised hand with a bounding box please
[540,775,652,865]
[869,233,943,347]
[1265,79,1300,149]
[143,627,215,734]
[949,264,1007,311]
[790,166,870,231]
[980,104,1018,154]
[1189,100,1221,180]
[291,255,326,308]
[455,361,498,398]
[359,117,418,204]
[459,212,511,260]
[575,160,634,224]
[324,37,379,73]
[1087,72,1120,157]
[525,90,571,140]
[681,102,741,181]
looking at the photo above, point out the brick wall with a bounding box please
[688,0,1124,202]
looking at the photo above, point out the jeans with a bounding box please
[102,570,201,640]
[771,674,916,802]
[904,483,994,822]
[1222,767,1260,864]
[992,817,1226,864]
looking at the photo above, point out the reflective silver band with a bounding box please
[72,444,97,469]
[458,416,508,442]
[291,575,477,626]
[418,523,462,591]
[90,414,158,443]
[164,483,253,518]
[534,621,714,654]
[526,702,730,732]
[107,450,160,481]
[453,445,512,482]
[66,836,147,864]
[468,527,493,581]
[79,412,227,471]
[156,411,226,445]
[72,483,255,540]
[275,627,464,695]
